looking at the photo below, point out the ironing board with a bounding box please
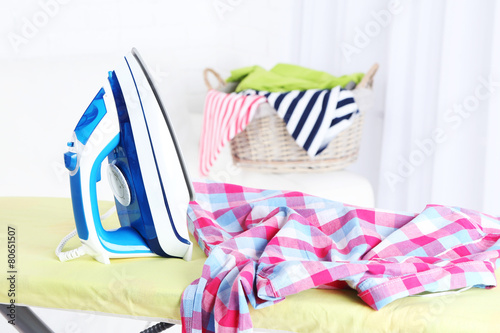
[1,197,500,332]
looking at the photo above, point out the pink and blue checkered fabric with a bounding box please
[181,181,500,333]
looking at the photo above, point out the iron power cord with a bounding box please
[55,206,116,262]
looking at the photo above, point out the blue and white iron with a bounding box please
[59,48,194,264]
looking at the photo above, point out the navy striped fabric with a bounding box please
[245,87,359,157]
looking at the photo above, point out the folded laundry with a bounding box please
[245,86,359,157]
[227,63,365,92]
[181,181,500,333]
[199,90,266,176]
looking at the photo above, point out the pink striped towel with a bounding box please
[199,90,266,176]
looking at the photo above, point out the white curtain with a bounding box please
[294,0,500,214]
[378,0,500,214]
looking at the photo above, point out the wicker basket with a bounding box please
[203,64,378,173]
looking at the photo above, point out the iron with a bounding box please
[61,48,194,264]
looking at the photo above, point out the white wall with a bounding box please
[0,0,387,200]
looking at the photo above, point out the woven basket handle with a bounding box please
[203,68,226,90]
[357,63,379,89]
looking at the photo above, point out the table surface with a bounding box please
[1,197,500,333]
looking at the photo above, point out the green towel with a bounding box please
[226,64,365,92]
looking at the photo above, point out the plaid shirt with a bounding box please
[181,181,500,333]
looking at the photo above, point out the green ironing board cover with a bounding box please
[0,197,499,332]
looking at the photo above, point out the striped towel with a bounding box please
[245,86,359,157]
[199,90,266,176]
[181,181,500,333]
